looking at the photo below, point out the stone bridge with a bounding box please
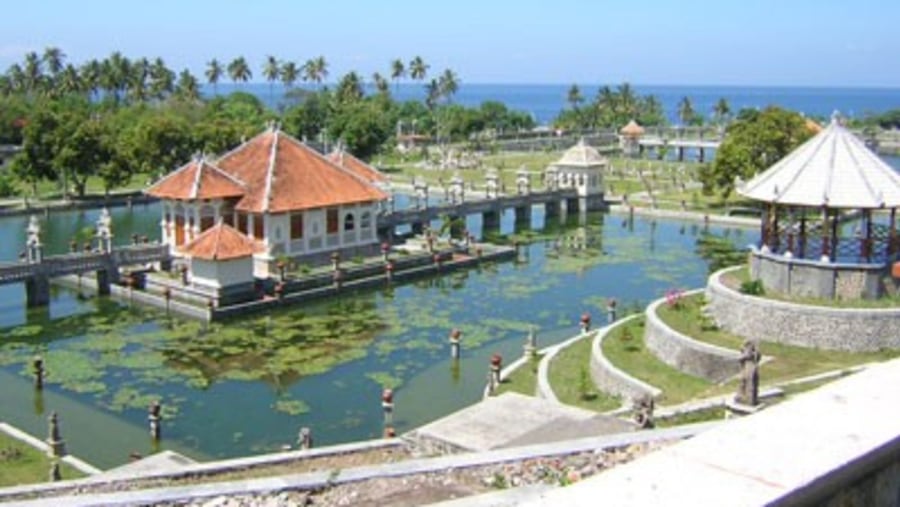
[3,211,170,307]
[376,188,582,235]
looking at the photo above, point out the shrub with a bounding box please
[739,279,765,296]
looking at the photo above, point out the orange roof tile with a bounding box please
[327,150,389,184]
[181,223,262,260]
[805,118,823,134]
[146,159,245,200]
[620,119,645,137]
[214,129,388,213]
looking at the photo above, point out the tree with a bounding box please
[206,59,223,96]
[390,58,405,93]
[335,72,363,103]
[677,96,696,126]
[566,84,583,110]
[438,69,459,104]
[175,69,200,102]
[713,97,731,125]
[80,59,102,101]
[303,56,328,90]
[22,52,44,95]
[372,72,389,97]
[57,64,82,97]
[409,56,428,83]
[262,55,280,102]
[281,61,300,91]
[700,106,812,198]
[617,82,638,119]
[227,57,252,88]
[148,58,174,101]
[424,78,440,110]
[327,99,392,159]
[42,47,65,80]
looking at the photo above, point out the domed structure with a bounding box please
[545,138,609,211]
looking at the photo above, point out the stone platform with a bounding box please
[406,392,635,454]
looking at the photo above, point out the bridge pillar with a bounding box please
[678,146,685,162]
[448,215,465,239]
[545,201,560,220]
[482,210,501,235]
[699,147,705,163]
[514,206,531,228]
[25,276,50,307]
[566,197,581,215]
[96,269,111,296]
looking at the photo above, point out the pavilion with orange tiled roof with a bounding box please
[327,148,390,188]
[180,222,262,289]
[146,124,389,277]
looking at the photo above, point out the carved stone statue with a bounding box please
[735,340,761,406]
[633,394,655,429]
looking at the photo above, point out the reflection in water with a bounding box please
[0,205,756,466]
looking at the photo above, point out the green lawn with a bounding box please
[547,334,621,412]
[601,318,720,405]
[495,354,542,397]
[657,293,900,384]
[0,432,84,487]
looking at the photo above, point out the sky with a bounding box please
[1,0,899,87]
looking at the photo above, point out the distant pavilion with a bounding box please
[738,113,900,299]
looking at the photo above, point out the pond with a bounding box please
[0,201,755,468]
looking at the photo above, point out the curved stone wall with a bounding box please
[749,247,892,300]
[644,292,741,383]
[707,266,900,352]
[589,315,662,400]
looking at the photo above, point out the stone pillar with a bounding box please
[384,261,394,282]
[33,356,44,390]
[606,299,617,324]
[545,201,559,220]
[46,412,66,458]
[735,340,761,406]
[490,354,502,388]
[298,427,313,450]
[49,462,61,482]
[381,388,394,425]
[26,276,51,308]
[482,210,501,233]
[148,400,162,440]
[514,206,530,227]
[96,269,111,296]
[580,312,591,333]
[449,328,461,359]
[523,327,537,358]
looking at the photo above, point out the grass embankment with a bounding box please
[657,293,900,384]
[0,432,84,487]
[495,354,542,397]
[601,318,719,405]
[721,267,900,309]
[547,335,620,412]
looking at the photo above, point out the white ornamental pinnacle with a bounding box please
[96,208,112,238]
[26,215,41,245]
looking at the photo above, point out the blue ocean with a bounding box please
[207,83,900,125]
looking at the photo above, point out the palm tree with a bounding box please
[409,56,428,83]
[262,55,280,102]
[6,64,25,94]
[312,56,328,89]
[227,56,252,89]
[372,72,389,96]
[281,61,300,90]
[149,57,174,100]
[438,69,459,104]
[80,59,102,100]
[713,97,731,125]
[206,58,223,96]
[617,82,638,119]
[56,63,81,96]
[175,69,200,101]
[103,51,131,102]
[335,71,363,103]
[390,58,405,93]
[567,84,583,110]
[424,78,440,110]
[678,96,695,126]
[22,52,43,95]
[128,57,150,103]
[42,46,65,80]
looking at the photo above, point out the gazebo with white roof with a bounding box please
[544,138,608,212]
[738,113,900,298]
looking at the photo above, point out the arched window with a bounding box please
[344,213,355,231]
[360,211,372,229]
